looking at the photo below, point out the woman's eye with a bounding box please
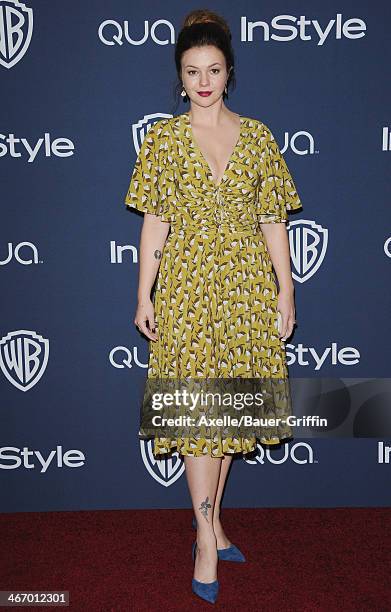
[186,69,220,76]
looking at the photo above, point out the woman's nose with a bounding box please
[199,74,210,86]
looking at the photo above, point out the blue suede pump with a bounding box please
[191,541,219,604]
[192,515,246,563]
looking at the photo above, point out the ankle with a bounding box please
[196,532,217,548]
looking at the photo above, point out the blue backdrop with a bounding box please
[1,1,390,512]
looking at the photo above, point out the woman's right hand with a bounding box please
[134,298,159,342]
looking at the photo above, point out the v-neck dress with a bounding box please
[124,112,303,457]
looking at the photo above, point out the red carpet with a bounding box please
[1,508,390,611]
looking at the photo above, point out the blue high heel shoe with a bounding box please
[192,515,246,563]
[191,541,219,604]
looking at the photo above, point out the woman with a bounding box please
[124,9,302,604]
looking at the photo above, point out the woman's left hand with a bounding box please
[277,288,296,341]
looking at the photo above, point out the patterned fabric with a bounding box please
[124,113,303,457]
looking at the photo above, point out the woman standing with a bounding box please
[125,9,302,604]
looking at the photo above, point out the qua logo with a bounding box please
[280,131,317,156]
[243,441,316,465]
[99,20,175,46]
[0,0,33,69]
[0,241,40,265]
[0,330,49,391]
[109,346,147,369]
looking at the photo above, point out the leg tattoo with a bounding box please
[199,496,212,522]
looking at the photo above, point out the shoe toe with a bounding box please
[217,543,246,562]
[192,578,219,603]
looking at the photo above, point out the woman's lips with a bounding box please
[197,91,212,97]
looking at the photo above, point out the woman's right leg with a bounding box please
[213,453,233,548]
[184,454,222,583]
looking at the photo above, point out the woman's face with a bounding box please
[181,45,229,108]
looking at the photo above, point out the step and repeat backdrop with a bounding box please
[1,1,391,512]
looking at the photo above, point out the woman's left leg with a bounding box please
[184,454,221,583]
[213,453,233,549]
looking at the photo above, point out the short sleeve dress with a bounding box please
[124,113,303,457]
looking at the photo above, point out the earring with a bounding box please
[181,88,187,97]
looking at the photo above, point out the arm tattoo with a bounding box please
[154,249,162,260]
[198,496,212,522]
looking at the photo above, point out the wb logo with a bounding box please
[132,112,172,155]
[140,439,185,487]
[288,219,328,283]
[0,330,49,391]
[0,0,33,69]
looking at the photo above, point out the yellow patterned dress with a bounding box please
[124,112,303,457]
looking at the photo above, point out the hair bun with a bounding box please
[183,9,231,39]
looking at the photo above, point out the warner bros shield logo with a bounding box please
[140,439,185,487]
[0,330,49,391]
[132,112,172,155]
[288,219,328,283]
[0,0,33,69]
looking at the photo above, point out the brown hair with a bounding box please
[182,9,231,38]
[171,9,236,113]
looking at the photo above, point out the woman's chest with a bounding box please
[171,136,264,195]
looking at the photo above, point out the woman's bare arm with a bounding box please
[259,222,296,340]
[260,223,294,292]
[134,213,170,341]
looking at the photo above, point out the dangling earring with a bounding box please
[224,84,228,95]
[181,84,188,102]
